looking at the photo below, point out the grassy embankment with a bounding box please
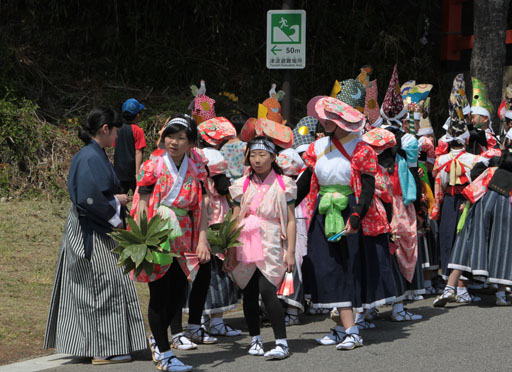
[0,199,151,365]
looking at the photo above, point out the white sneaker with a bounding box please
[156,354,193,372]
[248,338,264,356]
[264,344,290,360]
[315,328,346,345]
[208,322,242,337]
[171,333,198,350]
[186,326,218,344]
[336,334,363,350]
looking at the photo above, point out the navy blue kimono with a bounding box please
[67,140,121,259]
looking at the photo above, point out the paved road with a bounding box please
[8,292,512,372]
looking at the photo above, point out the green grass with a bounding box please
[0,199,150,365]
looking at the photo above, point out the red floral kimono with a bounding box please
[130,148,207,283]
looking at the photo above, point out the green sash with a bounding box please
[318,185,353,242]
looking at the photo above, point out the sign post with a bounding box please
[267,8,306,123]
[266,10,306,70]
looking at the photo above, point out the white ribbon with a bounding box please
[380,106,407,128]
[443,130,470,145]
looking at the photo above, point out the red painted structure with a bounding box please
[441,0,512,61]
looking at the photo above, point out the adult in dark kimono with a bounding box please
[44,107,147,364]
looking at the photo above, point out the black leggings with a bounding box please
[242,270,286,340]
[148,259,211,352]
[170,260,211,334]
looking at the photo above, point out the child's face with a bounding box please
[164,130,192,162]
[249,150,275,175]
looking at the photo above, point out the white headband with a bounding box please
[250,139,275,153]
[444,130,470,145]
[165,117,189,129]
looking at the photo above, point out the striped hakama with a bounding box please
[419,219,439,271]
[44,205,147,357]
[184,256,240,315]
[438,193,466,279]
[449,191,512,286]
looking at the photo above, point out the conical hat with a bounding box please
[292,116,318,153]
[336,79,366,113]
[364,80,381,126]
[471,77,493,118]
[448,95,468,139]
[450,74,469,113]
[417,97,433,136]
[381,65,406,126]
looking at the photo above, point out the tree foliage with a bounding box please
[0,0,443,125]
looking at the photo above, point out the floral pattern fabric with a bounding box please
[220,140,246,182]
[130,149,207,283]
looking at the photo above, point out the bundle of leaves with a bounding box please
[110,211,178,277]
[207,210,244,255]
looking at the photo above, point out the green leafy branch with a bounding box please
[110,211,178,277]
[207,210,244,255]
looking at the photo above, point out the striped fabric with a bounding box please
[44,205,147,357]
[420,219,439,271]
[438,194,466,279]
[184,256,240,315]
[391,239,426,302]
[449,191,512,286]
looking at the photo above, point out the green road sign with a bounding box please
[271,13,302,44]
[267,10,306,70]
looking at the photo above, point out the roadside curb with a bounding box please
[0,353,74,372]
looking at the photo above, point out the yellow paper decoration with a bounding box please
[330,80,341,98]
[257,104,268,119]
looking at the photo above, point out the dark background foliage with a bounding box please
[1,0,445,124]
[1,0,511,197]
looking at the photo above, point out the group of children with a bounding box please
[44,67,512,372]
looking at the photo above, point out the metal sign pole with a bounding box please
[281,0,294,124]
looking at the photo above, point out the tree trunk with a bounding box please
[470,0,511,132]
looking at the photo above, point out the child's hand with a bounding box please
[285,251,295,273]
[223,247,238,272]
[196,241,211,264]
[344,221,358,235]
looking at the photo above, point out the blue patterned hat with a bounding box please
[293,116,318,153]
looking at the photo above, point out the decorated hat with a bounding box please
[189,80,216,124]
[292,116,318,153]
[311,96,366,132]
[276,148,306,176]
[471,77,493,118]
[446,95,469,143]
[356,65,373,88]
[362,128,396,153]
[417,97,433,136]
[380,65,407,126]
[336,79,366,113]
[450,74,470,115]
[364,80,381,127]
[259,83,286,124]
[198,117,236,146]
[498,83,512,120]
[402,82,433,118]
[239,117,293,149]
